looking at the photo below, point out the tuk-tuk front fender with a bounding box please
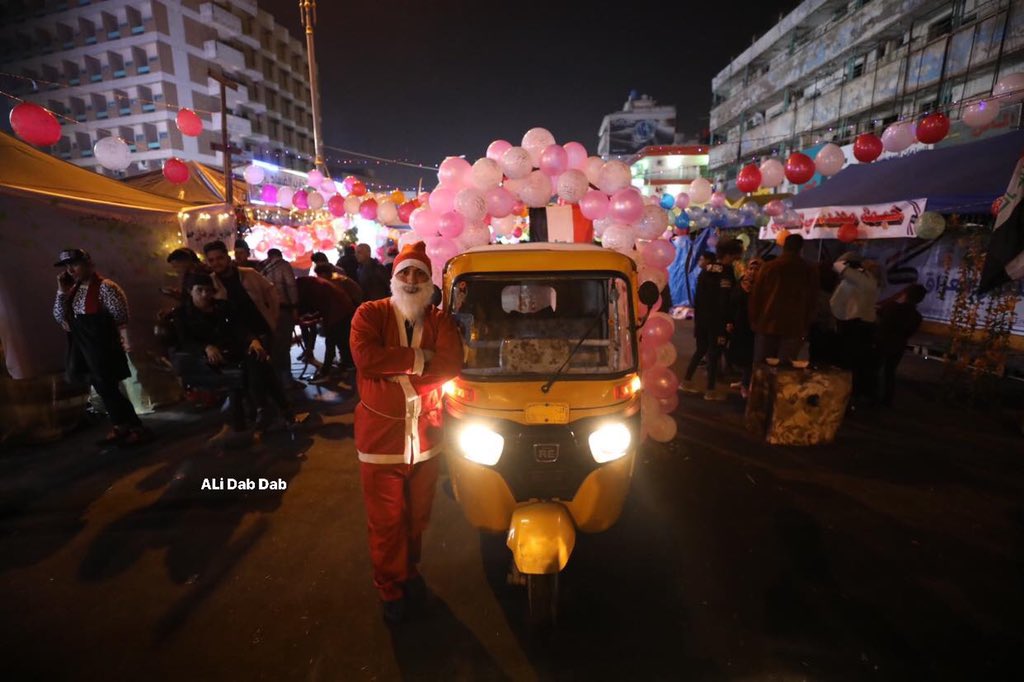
[506,503,576,575]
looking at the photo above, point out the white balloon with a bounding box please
[307,190,325,211]
[688,177,713,204]
[377,200,399,225]
[501,147,533,179]
[647,412,677,443]
[454,188,487,221]
[601,223,636,252]
[635,205,669,239]
[993,72,1024,103]
[343,194,361,215]
[491,214,517,236]
[556,169,589,203]
[93,136,131,171]
[655,342,677,368]
[814,143,845,177]
[584,156,604,187]
[277,186,294,208]
[469,157,503,190]
[596,160,632,194]
[963,99,1000,128]
[517,170,552,208]
[243,164,265,185]
[758,160,785,189]
[522,127,556,166]
[881,122,916,152]
[457,224,492,250]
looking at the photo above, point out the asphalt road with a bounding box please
[1,328,1023,681]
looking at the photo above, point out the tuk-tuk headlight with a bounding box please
[589,422,632,464]
[458,424,504,466]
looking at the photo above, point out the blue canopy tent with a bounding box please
[791,129,1024,214]
[668,228,712,307]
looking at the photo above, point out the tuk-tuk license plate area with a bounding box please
[525,403,570,425]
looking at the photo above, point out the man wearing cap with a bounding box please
[52,249,152,446]
[350,241,463,623]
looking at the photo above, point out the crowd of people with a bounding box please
[682,233,926,409]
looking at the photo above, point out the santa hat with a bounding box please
[392,241,431,277]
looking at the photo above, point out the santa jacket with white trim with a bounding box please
[350,297,464,465]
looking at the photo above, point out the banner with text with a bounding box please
[760,198,928,241]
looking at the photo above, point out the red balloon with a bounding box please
[163,157,190,185]
[9,102,61,146]
[992,196,1004,216]
[175,108,203,137]
[350,180,367,197]
[784,152,815,185]
[397,201,417,223]
[359,198,378,220]
[916,112,950,145]
[853,133,883,163]
[736,163,762,193]
[342,176,357,193]
[327,194,345,217]
[837,224,859,243]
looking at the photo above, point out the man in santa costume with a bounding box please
[350,241,463,623]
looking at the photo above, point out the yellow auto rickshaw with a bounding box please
[440,243,660,624]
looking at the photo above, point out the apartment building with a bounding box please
[708,0,1024,191]
[0,0,315,176]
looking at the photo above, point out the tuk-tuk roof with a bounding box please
[446,243,638,276]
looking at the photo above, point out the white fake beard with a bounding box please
[390,275,434,323]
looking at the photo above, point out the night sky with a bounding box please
[265,0,797,189]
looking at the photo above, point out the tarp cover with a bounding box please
[0,132,187,407]
[123,161,248,205]
[792,130,1024,215]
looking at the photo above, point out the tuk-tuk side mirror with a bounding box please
[638,281,660,308]
[636,281,660,329]
[431,284,442,308]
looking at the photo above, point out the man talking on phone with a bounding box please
[52,248,153,447]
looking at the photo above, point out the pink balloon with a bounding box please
[327,194,345,217]
[656,391,679,414]
[438,211,465,239]
[579,189,610,220]
[438,157,471,187]
[359,198,378,220]
[642,239,675,270]
[260,184,278,204]
[556,169,589,203]
[709,191,727,208]
[584,156,605,187]
[764,199,786,217]
[539,144,568,176]
[409,207,440,236]
[485,186,516,217]
[429,186,457,214]
[454,187,487,221]
[307,169,324,188]
[609,188,645,224]
[642,314,674,346]
[486,139,513,162]
[292,189,309,210]
[640,340,659,367]
[426,236,459,269]
[563,141,588,170]
[642,366,679,399]
[675,192,690,210]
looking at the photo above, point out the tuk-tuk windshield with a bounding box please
[450,273,637,378]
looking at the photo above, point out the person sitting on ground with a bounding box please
[682,238,743,401]
[875,283,926,407]
[174,272,293,440]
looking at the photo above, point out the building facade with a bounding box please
[627,145,709,201]
[0,0,315,176]
[708,0,1024,192]
[598,93,678,160]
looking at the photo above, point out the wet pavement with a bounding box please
[1,325,1023,681]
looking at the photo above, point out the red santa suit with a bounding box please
[350,242,463,603]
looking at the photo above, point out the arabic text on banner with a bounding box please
[760,198,928,241]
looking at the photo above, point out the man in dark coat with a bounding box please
[337,244,360,280]
[748,234,818,363]
[355,243,392,301]
[682,238,743,400]
[52,249,152,446]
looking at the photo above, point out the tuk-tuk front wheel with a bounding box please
[526,572,558,627]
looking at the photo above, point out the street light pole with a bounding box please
[208,69,240,205]
[300,0,325,172]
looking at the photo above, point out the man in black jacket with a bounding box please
[174,273,292,439]
[681,238,743,400]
